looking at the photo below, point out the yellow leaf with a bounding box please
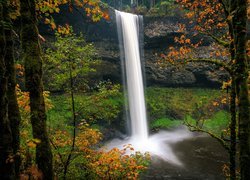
[44,18,50,24]
[27,141,37,148]
[33,138,41,144]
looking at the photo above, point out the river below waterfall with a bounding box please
[141,134,228,180]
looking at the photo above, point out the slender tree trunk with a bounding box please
[232,0,250,179]
[228,21,237,180]
[230,78,237,180]
[0,2,15,179]
[63,63,77,180]
[4,7,21,178]
[20,0,54,179]
[5,29,21,179]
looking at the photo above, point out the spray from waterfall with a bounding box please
[105,10,193,165]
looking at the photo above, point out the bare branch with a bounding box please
[184,120,230,151]
[185,58,232,75]
[49,138,65,166]
[199,31,230,48]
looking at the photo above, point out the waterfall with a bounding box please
[105,10,193,165]
[115,10,148,141]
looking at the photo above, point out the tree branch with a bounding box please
[184,120,230,151]
[218,0,230,16]
[199,31,230,48]
[49,138,65,166]
[70,1,114,19]
[185,58,232,75]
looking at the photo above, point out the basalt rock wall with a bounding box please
[42,8,229,88]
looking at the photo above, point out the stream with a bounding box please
[141,134,228,180]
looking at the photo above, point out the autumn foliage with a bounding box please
[37,0,110,33]
[50,121,150,179]
[7,0,109,34]
[16,85,149,179]
[91,146,150,180]
[159,0,230,66]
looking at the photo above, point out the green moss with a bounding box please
[184,111,230,136]
[146,87,224,120]
[47,83,123,128]
[47,95,72,129]
[150,118,182,129]
[47,87,228,135]
[203,110,230,134]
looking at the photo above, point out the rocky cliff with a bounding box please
[43,8,229,88]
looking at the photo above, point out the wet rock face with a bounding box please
[45,9,229,87]
[144,19,180,38]
[143,16,184,49]
[100,15,229,87]
[145,60,228,87]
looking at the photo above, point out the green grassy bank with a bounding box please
[47,87,230,135]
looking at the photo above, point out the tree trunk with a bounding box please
[20,0,54,179]
[229,78,237,180]
[228,19,237,180]
[0,2,15,179]
[4,6,21,178]
[232,0,250,179]
[63,64,77,180]
[5,29,21,179]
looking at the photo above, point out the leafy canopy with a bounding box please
[44,32,99,91]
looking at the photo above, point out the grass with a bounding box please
[150,118,182,129]
[146,87,225,120]
[203,110,230,134]
[184,111,230,136]
[149,110,230,135]
[47,90,123,130]
[47,95,73,130]
[47,87,229,135]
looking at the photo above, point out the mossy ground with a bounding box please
[47,87,229,135]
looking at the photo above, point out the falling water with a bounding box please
[116,10,148,141]
[105,10,193,165]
